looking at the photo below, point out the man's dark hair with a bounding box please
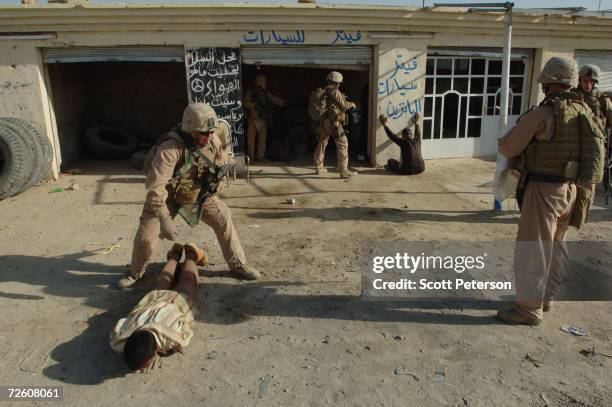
[124,330,156,371]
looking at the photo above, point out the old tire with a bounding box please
[0,117,52,189]
[131,149,150,170]
[83,125,138,160]
[0,122,34,199]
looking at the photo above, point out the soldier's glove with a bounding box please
[159,214,177,241]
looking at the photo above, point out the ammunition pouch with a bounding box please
[569,185,594,229]
[171,178,202,206]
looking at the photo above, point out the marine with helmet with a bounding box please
[574,64,612,131]
[118,103,261,289]
[496,56,606,325]
[243,74,286,163]
[313,71,357,179]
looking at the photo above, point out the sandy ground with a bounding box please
[0,157,611,407]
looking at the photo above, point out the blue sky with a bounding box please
[0,0,609,9]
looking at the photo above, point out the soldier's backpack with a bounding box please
[308,87,327,122]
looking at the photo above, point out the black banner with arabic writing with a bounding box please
[185,47,244,152]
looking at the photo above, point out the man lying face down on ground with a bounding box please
[110,242,207,372]
[379,113,425,175]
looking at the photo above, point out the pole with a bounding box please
[493,5,513,211]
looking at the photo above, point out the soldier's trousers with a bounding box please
[313,120,349,171]
[247,118,267,161]
[129,196,247,278]
[513,181,577,320]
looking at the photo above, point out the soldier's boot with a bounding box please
[316,167,327,175]
[339,169,357,179]
[543,299,553,312]
[167,243,184,262]
[496,307,542,326]
[184,242,209,266]
[231,263,262,280]
[117,273,140,290]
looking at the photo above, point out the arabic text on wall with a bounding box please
[186,47,244,150]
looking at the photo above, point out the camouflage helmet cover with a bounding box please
[578,64,601,82]
[327,71,343,84]
[536,56,578,87]
[182,103,218,133]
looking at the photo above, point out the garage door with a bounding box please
[575,50,612,91]
[241,46,372,68]
[41,46,184,63]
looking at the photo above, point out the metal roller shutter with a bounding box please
[575,50,612,91]
[41,46,185,63]
[241,46,372,68]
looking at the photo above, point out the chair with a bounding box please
[217,119,249,183]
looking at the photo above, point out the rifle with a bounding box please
[177,156,229,226]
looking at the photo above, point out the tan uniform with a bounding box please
[129,132,247,278]
[244,88,285,161]
[499,106,577,320]
[313,85,356,171]
[575,88,612,131]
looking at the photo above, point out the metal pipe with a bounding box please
[493,6,513,211]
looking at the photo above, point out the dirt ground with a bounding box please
[0,157,611,407]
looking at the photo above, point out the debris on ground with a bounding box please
[90,242,120,255]
[259,374,272,398]
[560,325,587,336]
[393,368,419,381]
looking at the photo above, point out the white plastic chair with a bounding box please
[217,119,249,182]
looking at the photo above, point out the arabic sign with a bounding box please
[242,30,306,45]
[331,31,362,45]
[377,50,425,127]
[185,47,244,152]
[378,57,419,97]
[241,30,362,45]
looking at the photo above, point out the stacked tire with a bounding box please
[0,118,53,199]
[83,124,138,160]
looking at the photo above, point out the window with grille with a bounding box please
[423,56,526,140]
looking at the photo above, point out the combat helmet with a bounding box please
[182,103,218,133]
[579,64,601,82]
[537,56,578,87]
[327,71,343,84]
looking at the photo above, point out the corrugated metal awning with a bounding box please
[41,46,184,63]
[575,50,612,91]
[241,46,372,67]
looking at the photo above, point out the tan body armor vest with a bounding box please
[168,131,222,207]
[525,92,606,185]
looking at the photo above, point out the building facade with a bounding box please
[1,3,611,178]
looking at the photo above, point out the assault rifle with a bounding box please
[178,159,229,227]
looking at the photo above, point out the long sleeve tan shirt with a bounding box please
[325,85,356,113]
[498,105,555,159]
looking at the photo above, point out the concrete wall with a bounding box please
[0,41,59,178]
